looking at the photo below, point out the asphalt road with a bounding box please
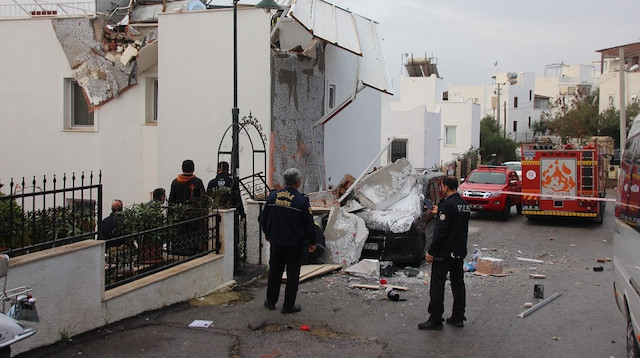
[18,199,625,358]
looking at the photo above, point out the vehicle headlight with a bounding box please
[488,191,501,198]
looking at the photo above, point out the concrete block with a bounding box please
[353,158,415,210]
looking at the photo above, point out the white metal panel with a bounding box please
[289,0,392,94]
[290,0,361,55]
[289,0,313,33]
[354,14,392,94]
[332,4,360,55]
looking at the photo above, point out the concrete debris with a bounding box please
[52,16,158,108]
[120,44,139,65]
[353,158,415,211]
[309,159,424,266]
[343,259,379,277]
[323,207,369,267]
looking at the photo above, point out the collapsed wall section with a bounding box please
[270,43,326,192]
[52,17,158,108]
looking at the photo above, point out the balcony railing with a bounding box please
[0,0,95,18]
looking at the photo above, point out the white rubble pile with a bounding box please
[318,159,425,265]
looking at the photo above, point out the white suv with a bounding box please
[614,113,640,356]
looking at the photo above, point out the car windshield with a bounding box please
[466,171,506,184]
[504,162,521,171]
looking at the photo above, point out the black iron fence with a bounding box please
[104,212,221,290]
[0,172,102,256]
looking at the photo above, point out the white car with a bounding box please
[502,161,522,179]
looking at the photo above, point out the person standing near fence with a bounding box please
[168,160,205,205]
[99,199,124,240]
[261,168,316,314]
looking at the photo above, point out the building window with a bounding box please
[529,90,532,101]
[528,116,531,127]
[445,126,456,146]
[513,121,517,132]
[389,139,408,163]
[325,81,336,113]
[514,97,518,108]
[65,79,94,128]
[146,77,159,124]
[328,84,336,109]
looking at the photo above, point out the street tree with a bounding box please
[480,115,518,163]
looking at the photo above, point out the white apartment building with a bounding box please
[381,56,480,169]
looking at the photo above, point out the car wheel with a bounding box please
[500,198,510,221]
[0,346,9,358]
[628,317,640,358]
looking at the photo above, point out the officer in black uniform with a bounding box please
[261,168,316,314]
[419,176,471,330]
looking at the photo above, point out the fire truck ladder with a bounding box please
[581,151,594,195]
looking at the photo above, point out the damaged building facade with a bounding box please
[0,0,392,211]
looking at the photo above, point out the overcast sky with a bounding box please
[328,0,640,93]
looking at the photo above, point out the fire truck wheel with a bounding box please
[595,203,604,225]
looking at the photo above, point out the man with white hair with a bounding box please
[261,168,316,314]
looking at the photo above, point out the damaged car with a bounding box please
[356,167,445,266]
[309,158,445,267]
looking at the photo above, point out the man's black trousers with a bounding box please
[428,256,466,320]
[266,244,304,309]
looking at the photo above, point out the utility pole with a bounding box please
[496,82,501,133]
[620,47,626,151]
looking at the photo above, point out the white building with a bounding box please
[0,0,392,213]
[595,42,640,113]
[381,56,480,169]
[449,71,537,143]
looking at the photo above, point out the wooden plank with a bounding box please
[381,284,410,291]
[282,264,342,283]
[350,284,381,290]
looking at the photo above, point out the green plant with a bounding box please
[58,325,71,346]
[0,193,23,248]
[208,188,235,209]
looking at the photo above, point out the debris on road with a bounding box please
[475,257,503,275]
[529,273,546,279]
[593,266,604,272]
[518,292,563,318]
[283,264,342,282]
[516,257,544,264]
[343,259,379,277]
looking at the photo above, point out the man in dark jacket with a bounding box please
[419,176,471,330]
[261,168,316,314]
[99,199,124,240]
[168,160,205,205]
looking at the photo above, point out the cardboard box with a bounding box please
[476,257,503,275]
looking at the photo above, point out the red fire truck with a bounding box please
[520,141,607,223]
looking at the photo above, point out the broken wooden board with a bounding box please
[282,264,342,283]
[529,273,546,279]
[349,283,410,291]
[473,272,509,277]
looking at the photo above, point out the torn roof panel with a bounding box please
[289,0,361,55]
[354,13,392,94]
[288,0,392,95]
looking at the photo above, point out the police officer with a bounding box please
[419,176,471,330]
[261,168,316,314]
